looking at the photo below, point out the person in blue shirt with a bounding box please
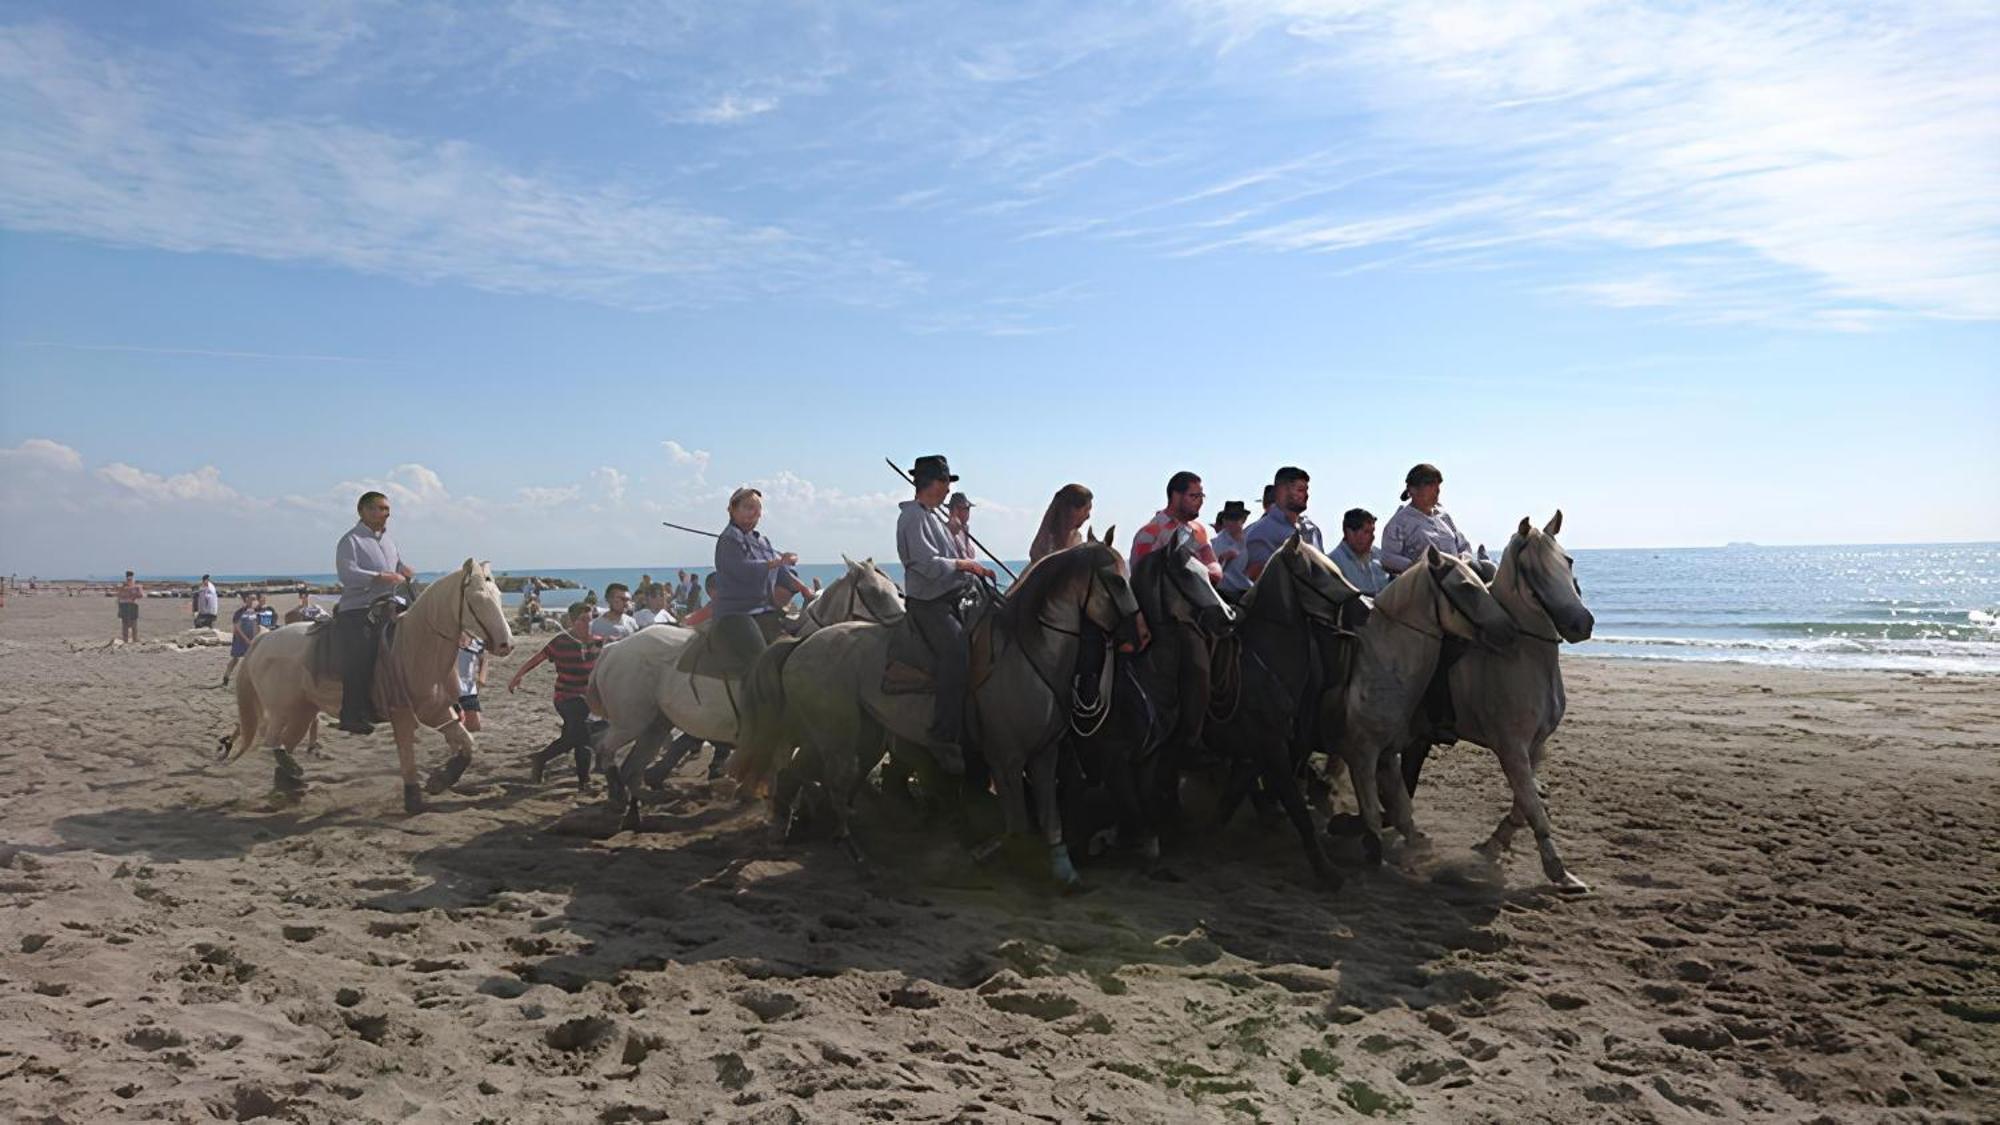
[1329,508,1392,596]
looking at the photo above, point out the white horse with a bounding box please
[1324,545,1519,865]
[220,559,514,812]
[1445,512,1596,890]
[586,557,906,829]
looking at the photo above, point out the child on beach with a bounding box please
[507,602,605,789]
[456,634,486,733]
[116,570,143,642]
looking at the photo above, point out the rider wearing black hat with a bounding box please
[895,455,992,774]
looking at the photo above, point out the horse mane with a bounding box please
[1003,541,1113,633]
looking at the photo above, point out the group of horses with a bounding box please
[218,513,1594,893]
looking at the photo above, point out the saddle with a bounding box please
[305,595,404,682]
[881,593,1002,696]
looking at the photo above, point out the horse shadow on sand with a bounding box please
[346,779,1549,1018]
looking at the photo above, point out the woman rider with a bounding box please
[1379,463,1493,580]
[712,487,800,662]
[1027,482,1111,708]
[1029,483,1094,563]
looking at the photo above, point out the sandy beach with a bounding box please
[0,592,1993,1123]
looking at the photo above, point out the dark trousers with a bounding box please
[194,613,217,628]
[533,695,599,784]
[909,594,968,746]
[335,608,378,725]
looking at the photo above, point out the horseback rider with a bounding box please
[1244,466,1324,581]
[896,455,991,774]
[1211,500,1254,596]
[1380,463,1493,580]
[333,490,414,735]
[712,487,797,662]
[1130,471,1224,582]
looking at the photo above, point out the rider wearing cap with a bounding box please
[897,455,991,774]
[1380,463,1492,579]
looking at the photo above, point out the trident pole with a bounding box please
[884,457,1018,583]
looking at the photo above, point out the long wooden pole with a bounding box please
[883,457,1018,583]
[659,520,720,539]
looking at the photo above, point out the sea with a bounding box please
[149,542,1998,675]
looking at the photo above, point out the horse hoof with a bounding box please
[1550,871,1590,894]
[620,805,643,834]
[1326,813,1366,838]
[403,784,425,814]
[425,753,471,795]
[1361,832,1384,866]
[1050,846,1081,888]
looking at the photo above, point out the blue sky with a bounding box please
[1,0,1995,576]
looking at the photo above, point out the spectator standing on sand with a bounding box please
[508,602,606,790]
[635,585,677,628]
[222,592,256,686]
[284,591,328,625]
[590,583,639,642]
[116,570,144,642]
[193,575,219,628]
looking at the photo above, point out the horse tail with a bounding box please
[730,636,802,796]
[221,665,260,763]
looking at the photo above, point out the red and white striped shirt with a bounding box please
[1130,510,1222,583]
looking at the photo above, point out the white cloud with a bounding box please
[96,462,245,505]
[0,23,917,312]
[516,485,582,509]
[1177,0,2000,322]
[0,437,82,472]
[591,466,628,504]
[661,441,711,480]
[670,93,780,125]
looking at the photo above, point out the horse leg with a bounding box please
[392,713,423,814]
[424,719,475,795]
[1401,737,1433,794]
[1265,742,1342,888]
[614,716,672,829]
[1500,736,1585,892]
[1107,745,1157,862]
[1343,740,1390,868]
[268,704,313,802]
[1031,746,1080,887]
[305,714,324,758]
[1377,745,1429,853]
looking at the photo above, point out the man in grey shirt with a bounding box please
[896,455,993,773]
[1330,508,1391,596]
[1244,465,1324,582]
[333,490,414,734]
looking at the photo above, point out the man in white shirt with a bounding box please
[193,575,220,628]
[635,585,678,629]
[589,582,639,642]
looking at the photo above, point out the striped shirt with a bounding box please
[1130,510,1222,582]
[541,633,603,702]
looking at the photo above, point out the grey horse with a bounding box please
[732,537,1143,885]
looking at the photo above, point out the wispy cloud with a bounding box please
[1173,0,2000,322]
[0,22,916,311]
[669,93,781,125]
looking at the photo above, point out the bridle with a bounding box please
[1504,547,1571,645]
[433,570,498,648]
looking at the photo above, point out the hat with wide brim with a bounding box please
[1213,499,1251,526]
[948,491,974,509]
[910,454,959,483]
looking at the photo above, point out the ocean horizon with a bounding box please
[79,540,2000,676]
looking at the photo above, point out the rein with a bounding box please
[1505,556,1568,645]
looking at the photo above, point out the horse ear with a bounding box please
[841,553,855,569]
[1425,544,1445,571]
[1103,525,1116,547]
[1517,516,1533,539]
[1544,510,1563,537]
[461,557,476,574]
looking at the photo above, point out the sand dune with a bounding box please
[1,594,1994,1122]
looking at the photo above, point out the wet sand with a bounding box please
[1,593,1994,1123]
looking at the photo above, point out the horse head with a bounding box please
[1424,546,1517,650]
[1155,526,1236,638]
[1274,534,1354,631]
[460,558,516,656]
[1505,511,1594,642]
[1077,540,1142,648]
